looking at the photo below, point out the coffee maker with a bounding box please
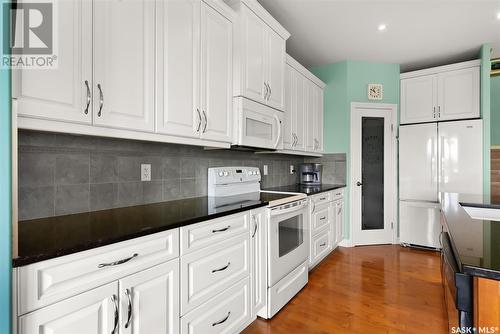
[298,163,322,185]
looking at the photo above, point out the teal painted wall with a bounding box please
[311,61,400,240]
[0,0,12,333]
[491,76,500,146]
[481,44,491,197]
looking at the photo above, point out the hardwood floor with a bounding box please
[243,245,447,334]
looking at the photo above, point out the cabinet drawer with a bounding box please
[310,192,331,205]
[18,229,179,315]
[310,227,332,267]
[180,233,250,315]
[180,277,251,334]
[331,188,344,201]
[180,212,249,255]
[311,204,330,235]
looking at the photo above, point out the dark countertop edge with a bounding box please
[12,201,268,268]
[459,201,500,210]
[463,265,500,281]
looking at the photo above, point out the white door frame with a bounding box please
[349,102,398,246]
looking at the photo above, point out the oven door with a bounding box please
[268,199,309,286]
[234,97,283,150]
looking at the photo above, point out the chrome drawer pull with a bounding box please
[97,83,104,117]
[212,226,230,233]
[111,295,119,334]
[319,217,326,221]
[196,108,202,132]
[124,288,133,329]
[98,253,138,268]
[319,197,326,201]
[212,262,231,273]
[212,312,231,326]
[251,216,258,238]
[320,242,326,247]
[84,80,90,114]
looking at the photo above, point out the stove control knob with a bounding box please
[256,170,260,175]
[249,171,254,175]
[218,171,224,177]
[223,171,229,176]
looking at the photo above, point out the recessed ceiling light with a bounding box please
[497,12,500,20]
[378,24,387,31]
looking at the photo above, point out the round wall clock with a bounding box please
[368,84,383,100]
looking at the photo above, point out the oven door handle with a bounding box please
[270,201,308,217]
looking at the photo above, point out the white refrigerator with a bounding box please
[399,119,483,248]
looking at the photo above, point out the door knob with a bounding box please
[356,181,363,186]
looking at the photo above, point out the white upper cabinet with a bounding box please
[200,1,233,142]
[285,55,325,154]
[156,0,201,139]
[14,0,92,124]
[400,75,437,124]
[437,67,480,121]
[230,0,290,111]
[265,28,286,110]
[93,0,155,132]
[400,60,480,125]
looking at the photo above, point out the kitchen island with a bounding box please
[440,192,500,330]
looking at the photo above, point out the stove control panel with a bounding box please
[208,167,261,185]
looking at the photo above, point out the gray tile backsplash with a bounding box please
[21,130,347,220]
[306,153,347,185]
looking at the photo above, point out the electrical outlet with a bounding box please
[263,165,268,176]
[290,165,295,175]
[141,164,151,181]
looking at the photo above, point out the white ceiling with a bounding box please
[258,0,500,72]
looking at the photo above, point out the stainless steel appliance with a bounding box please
[232,97,283,150]
[299,163,322,185]
[207,167,309,319]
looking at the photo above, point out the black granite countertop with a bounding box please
[14,192,294,267]
[262,183,346,196]
[441,192,500,281]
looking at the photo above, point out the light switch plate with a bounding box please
[263,165,268,176]
[141,164,151,181]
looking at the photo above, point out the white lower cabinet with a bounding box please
[308,189,345,270]
[19,282,117,334]
[119,260,180,334]
[250,208,267,317]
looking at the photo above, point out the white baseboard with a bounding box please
[338,239,353,247]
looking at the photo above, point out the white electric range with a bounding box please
[208,167,310,318]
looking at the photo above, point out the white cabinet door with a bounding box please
[400,75,437,124]
[19,283,117,334]
[15,0,92,124]
[93,0,155,132]
[315,87,324,152]
[334,200,344,245]
[200,2,232,143]
[283,65,294,150]
[119,259,179,334]
[293,73,306,151]
[250,209,267,317]
[437,67,480,121]
[265,29,285,111]
[305,80,316,151]
[156,0,201,138]
[240,5,266,104]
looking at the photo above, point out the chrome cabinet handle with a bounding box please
[84,80,91,115]
[212,262,230,273]
[212,311,231,327]
[97,83,104,117]
[212,226,230,233]
[264,82,269,100]
[124,288,133,329]
[311,200,316,214]
[202,110,208,133]
[338,207,342,215]
[268,83,272,100]
[98,253,138,268]
[433,106,436,119]
[319,216,326,221]
[111,295,119,334]
[196,108,202,132]
[438,106,441,118]
[319,197,326,201]
[320,242,326,247]
[251,215,258,238]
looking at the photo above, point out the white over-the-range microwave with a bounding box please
[232,97,284,150]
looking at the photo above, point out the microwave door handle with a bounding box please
[273,114,281,149]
